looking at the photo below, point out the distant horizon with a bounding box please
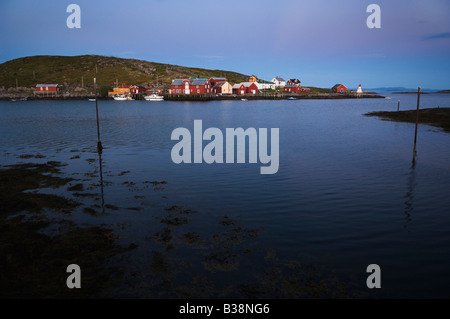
[1,53,448,91]
[1,1,450,89]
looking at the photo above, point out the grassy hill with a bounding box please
[0,55,250,90]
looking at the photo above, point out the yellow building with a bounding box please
[108,85,131,96]
[249,75,258,82]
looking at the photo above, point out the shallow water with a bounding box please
[1,93,450,298]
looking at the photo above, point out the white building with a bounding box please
[271,76,286,87]
[256,80,275,90]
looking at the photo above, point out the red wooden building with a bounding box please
[209,77,226,87]
[35,84,60,93]
[332,84,347,93]
[232,82,258,95]
[286,79,301,86]
[130,85,147,94]
[170,78,211,94]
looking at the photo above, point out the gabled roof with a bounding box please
[213,81,228,87]
[171,79,185,86]
[232,84,242,89]
[273,77,285,81]
[288,79,301,83]
[36,84,59,87]
[191,79,209,85]
[240,82,257,87]
[210,77,226,81]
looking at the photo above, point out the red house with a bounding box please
[286,79,301,86]
[170,78,211,94]
[209,77,226,87]
[130,85,147,94]
[35,84,60,93]
[232,82,258,95]
[284,85,302,93]
[332,84,347,93]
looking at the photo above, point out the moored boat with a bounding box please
[144,93,164,101]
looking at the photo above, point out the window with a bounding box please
[197,89,200,93]
[196,85,199,88]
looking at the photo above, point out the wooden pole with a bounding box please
[412,87,421,165]
[94,78,103,155]
[82,76,84,88]
[397,100,400,112]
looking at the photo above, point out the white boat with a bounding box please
[241,98,248,101]
[88,98,96,102]
[113,95,128,101]
[288,97,296,100]
[385,97,392,100]
[144,94,164,101]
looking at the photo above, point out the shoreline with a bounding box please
[365,107,450,132]
[0,92,384,102]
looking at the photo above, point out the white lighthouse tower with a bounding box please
[357,84,363,94]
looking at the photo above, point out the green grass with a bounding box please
[0,55,250,89]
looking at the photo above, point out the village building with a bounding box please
[256,80,275,90]
[209,77,227,87]
[130,85,147,95]
[212,81,232,94]
[286,79,301,86]
[232,82,258,95]
[35,84,60,96]
[170,78,212,94]
[332,84,348,93]
[271,77,286,87]
[249,75,258,82]
[108,85,131,96]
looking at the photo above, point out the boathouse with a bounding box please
[232,82,258,95]
[35,84,60,96]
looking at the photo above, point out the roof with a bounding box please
[171,79,185,86]
[273,77,285,81]
[210,77,226,81]
[242,82,257,88]
[332,84,346,89]
[288,79,301,83]
[284,85,300,88]
[257,80,273,84]
[191,79,209,85]
[213,81,228,87]
[232,84,241,89]
[36,84,59,87]
[189,77,209,80]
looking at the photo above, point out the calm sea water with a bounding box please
[1,93,450,298]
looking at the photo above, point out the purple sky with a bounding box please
[1,0,450,89]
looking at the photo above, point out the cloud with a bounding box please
[422,32,450,41]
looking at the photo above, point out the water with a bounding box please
[1,93,450,298]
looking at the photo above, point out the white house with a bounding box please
[271,77,286,87]
[256,80,275,90]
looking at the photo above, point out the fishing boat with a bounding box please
[113,95,128,101]
[144,94,164,101]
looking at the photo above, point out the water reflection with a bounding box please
[403,165,416,229]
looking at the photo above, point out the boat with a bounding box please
[88,98,96,102]
[144,93,164,101]
[288,97,296,100]
[113,95,128,101]
[241,98,248,101]
[385,97,392,100]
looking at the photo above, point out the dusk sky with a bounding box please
[2,0,450,89]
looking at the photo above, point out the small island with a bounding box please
[365,107,450,132]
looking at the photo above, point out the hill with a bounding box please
[0,55,250,90]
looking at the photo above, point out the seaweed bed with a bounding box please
[0,160,368,299]
[365,107,450,132]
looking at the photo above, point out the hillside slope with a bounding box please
[0,55,250,89]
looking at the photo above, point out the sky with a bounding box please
[1,0,450,89]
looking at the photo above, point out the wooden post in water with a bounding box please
[397,100,400,112]
[412,87,421,165]
[94,78,103,155]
